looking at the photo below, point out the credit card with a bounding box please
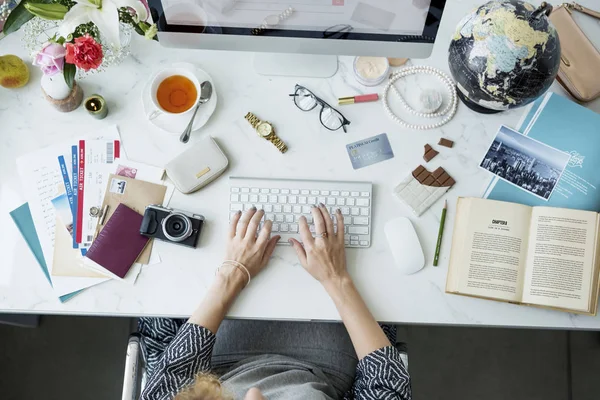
[346,133,394,170]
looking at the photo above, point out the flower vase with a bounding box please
[41,74,83,112]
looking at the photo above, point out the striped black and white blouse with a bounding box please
[139,318,412,399]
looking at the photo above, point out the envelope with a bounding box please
[52,217,106,278]
[94,174,168,264]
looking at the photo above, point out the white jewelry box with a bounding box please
[165,136,229,194]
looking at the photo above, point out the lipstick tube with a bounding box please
[338,93,379,105]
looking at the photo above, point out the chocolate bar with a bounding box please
[438,138,454,148]
[393,165,456,216]
[423,144,439,162]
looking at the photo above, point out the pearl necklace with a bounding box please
[383,66,458,130]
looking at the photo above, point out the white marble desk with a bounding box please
[2,0,600,329]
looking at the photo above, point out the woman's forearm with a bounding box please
[188,265,246,334]
[324,275,391,360]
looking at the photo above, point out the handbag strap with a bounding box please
[563,2,600,20]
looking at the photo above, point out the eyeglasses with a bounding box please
[289,84,351,132]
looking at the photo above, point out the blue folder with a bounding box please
[9,203,82,303]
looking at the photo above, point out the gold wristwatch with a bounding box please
[245,112,288,153]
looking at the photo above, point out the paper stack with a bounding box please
[13,126,174,301]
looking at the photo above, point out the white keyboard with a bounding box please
[229,177,372,248]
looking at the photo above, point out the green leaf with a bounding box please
[2,2,34,36]
[63,63,76,90]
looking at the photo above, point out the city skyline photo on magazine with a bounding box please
[479,125,571,201]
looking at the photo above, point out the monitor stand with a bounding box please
[254,53,338,78]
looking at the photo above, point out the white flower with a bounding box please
[59,0,148,48]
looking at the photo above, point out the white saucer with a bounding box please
[142,62,218,134]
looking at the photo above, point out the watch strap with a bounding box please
[245,112,261,129]
[268,134,288,153]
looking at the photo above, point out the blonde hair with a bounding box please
[174,373,232,400]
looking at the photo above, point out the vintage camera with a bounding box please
[140,205,204,248]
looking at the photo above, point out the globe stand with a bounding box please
[456,86,502,114]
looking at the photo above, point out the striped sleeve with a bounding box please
[346,346,412,400]
[141,323,217,400]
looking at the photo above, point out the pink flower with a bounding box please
[33,42,66,76]
[65,35,103,72]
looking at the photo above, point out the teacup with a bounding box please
[148,67,201,121]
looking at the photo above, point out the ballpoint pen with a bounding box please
[433,200,447,266]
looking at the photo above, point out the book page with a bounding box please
[452,198,532,302]
[522,208,599,312]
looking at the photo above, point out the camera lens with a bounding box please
[162,213,193,242]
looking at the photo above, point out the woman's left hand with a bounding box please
[224,208,281,278]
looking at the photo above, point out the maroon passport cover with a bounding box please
[85,203,149,279]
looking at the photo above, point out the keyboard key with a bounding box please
[332,190,340,196]
[299,196,307,204]
[322,190,330,195]
[351,240,359,246]
[280,224,289,232]
[260,188,269,194]
[351,191,359,197]
[361,192,370,197]
[241,194,249,202]
[346,198,355,206]
[318,197,326,204]
[251,188,260,193]
[259,195,268,203]
[361,208,370,216]
[230,203,243,211]
[356,198,370,207]
[279,195,287,204]
[282,189,290,194]
[230,194,240,202]
[293,205,302,214]
[302,205,311,214]
[272,223,280,232]
[269,195,278,203]
[289,196,297,204]
[256,204,264,210]
[289,224,299,233]
[353,217,369,225]
[341,207,350,215]
[266,214,275,221]
[231,187,240,193]
[272,189,280,194]
[264,204,273,212]
[274,205,282,213]
[337,198,345,206]
[327,197,336,205]
[295,215,303,222]
[349,226,369,235]
[311,190,320,195]
[283,205,292,213]
[244,203,253,211]
[306,215,313,223]
[341,191,349,196]
[241,188,250,193]
[291,189,300,195]
[275,215,284,222]
[343,216,352,225]
[360,241,369,246]
[286,215,294,223]
[250,194,258,203]
[345,239,350,245]
[351,208,360,216]
[301,189,309,195]
[308,196,316,204]
[351,235,359,240]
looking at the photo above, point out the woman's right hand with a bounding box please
[289,204,349,286]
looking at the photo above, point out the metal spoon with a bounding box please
[180,81,213,144]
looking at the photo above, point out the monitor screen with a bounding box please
[150,0,447,44]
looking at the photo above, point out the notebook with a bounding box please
[85,203,149,279]
[9,203,81,303]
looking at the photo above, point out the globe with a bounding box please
[448,0,561,113]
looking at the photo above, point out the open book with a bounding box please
[446,198,600,315]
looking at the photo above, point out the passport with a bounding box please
[85,203,149,279]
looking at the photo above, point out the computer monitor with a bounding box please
[147,0,447,77]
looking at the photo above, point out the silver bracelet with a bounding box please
[219,260,251,287]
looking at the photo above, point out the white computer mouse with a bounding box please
[384,217,425,275]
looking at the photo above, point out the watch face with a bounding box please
[257,122,273,137]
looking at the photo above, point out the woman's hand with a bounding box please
[289,204,349,286]
[224,208,281,278]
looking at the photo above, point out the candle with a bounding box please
[84,94,108,119]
